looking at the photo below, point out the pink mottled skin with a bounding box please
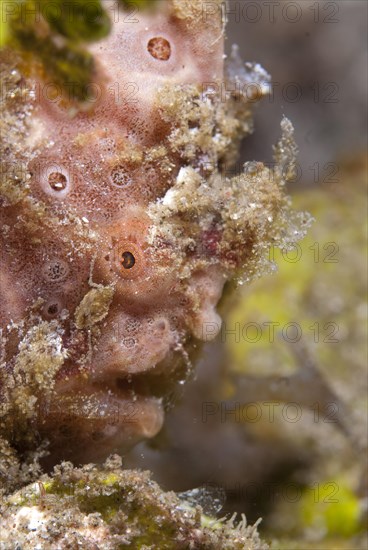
[1,1,230,465]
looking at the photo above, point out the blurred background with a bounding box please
[227,0,367,174]
[126,2,368,548]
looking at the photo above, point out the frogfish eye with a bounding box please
[113,240,145,280]
[121,251,135,270]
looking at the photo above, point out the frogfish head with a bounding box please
[0,0,288,467]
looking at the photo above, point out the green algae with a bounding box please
[2,0,159,102]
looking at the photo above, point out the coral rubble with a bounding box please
[0,454,269,549]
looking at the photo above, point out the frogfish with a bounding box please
[0,0,305,478]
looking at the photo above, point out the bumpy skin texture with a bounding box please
[0,0,299,472]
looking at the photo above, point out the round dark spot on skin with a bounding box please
[110,165,132,187]
[123,337,137,348]
[147,37,171,61]
[48,172,67,191]
[43,260,69,282]
[47,303,59,316]
[125,318,141,333]
[121,251,135,270]
[43,298,63,320]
